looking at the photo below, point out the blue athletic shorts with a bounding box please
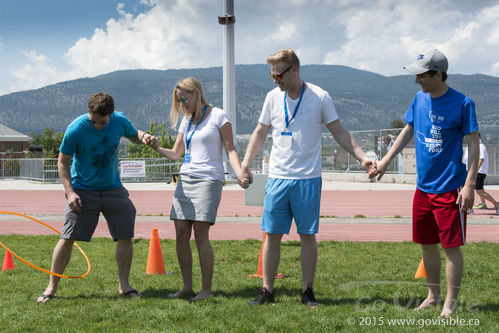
[261,177,322,234]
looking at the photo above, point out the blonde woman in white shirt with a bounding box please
[153,77,245,300]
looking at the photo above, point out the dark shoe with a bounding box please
[249,288,274,305]
[302,287,320,308]
[120,289,142,298]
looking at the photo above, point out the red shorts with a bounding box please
[412,188,466,248]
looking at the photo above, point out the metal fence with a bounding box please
[0,158,182,183]
[237,128,408,173]
[1,129,497,182]
[237,128,499,176]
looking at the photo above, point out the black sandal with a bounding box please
[121,289,142,298]
[37,293,54,303]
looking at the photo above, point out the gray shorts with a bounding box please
[170,174,223,224]
[61,186,136,241]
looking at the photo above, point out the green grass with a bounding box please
[1,235,498,332]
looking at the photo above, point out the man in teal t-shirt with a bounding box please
[37,92,157,303]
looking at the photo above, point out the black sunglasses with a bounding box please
[88,119,108,125]
[270,65,292,80]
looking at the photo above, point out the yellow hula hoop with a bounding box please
[0,211,91,279]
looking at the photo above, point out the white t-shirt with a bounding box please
[463,141,488,175]
[478,142,488,175]
[178,107,230,181]
[258,83,339,179]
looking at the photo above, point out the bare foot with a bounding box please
[191,290,212,301]
[414,296,441,311]
[168,288,193,298]
[440,299,458,317]
[439,307,454,317]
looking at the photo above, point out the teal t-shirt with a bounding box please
[60,112,137,190]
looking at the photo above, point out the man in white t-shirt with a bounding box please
[239,49,374,307]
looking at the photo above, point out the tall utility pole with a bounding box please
[218,0,236,178]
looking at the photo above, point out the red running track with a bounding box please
[1,189,498,242]
[0,189,416,217]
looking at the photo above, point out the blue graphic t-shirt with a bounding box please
[404,88,478,193]
[60,112,137,190]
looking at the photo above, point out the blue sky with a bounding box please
[1,0,499,95]
[1,1,123,68]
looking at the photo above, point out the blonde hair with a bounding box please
[266,48,300,69]
[169,77,209,128]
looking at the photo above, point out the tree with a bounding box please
[389,119,405,129]
[29,128,64,158]
[126,121,176,158]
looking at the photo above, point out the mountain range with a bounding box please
[0,65,497,141]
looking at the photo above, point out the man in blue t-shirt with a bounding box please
[37,92,157,303]
[372,49,480,317]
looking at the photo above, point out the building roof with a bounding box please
[0,123,31,141]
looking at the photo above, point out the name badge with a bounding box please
[183,152,191,163]
[280,131,292,147]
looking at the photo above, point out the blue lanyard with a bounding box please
[185,105,207,151]
[284,81,306,129]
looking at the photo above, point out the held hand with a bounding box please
[238,177,249,189]
[372,158,388,181]
[142,133,158,147]
[362,158,373,171]
[67,192,82,212]
[367,162,378,179]
[238,165,253,189]
[149,137,160,149]
[362,158,376,175]
[237,171,250,189]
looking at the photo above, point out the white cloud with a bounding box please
[64,0,222,78]
[266,23,299,43]
[322,1,499,76]
[10,51,72,92]
[4,0,224,93]
[4,0,499,94]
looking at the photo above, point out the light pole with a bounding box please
[219,0,236,179]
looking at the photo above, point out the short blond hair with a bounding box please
[169,77,209,128]
[266,48,300,69]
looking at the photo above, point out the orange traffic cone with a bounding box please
[2,251,15,271]
[249,232,266,277]
[249,232,285,279]
[414,258,426,279]
[146,229,166,275]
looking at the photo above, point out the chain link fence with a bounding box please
[1,129,497,182]
[236,128,499,177]
[237,128,409,173]
[0,158,182,183]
